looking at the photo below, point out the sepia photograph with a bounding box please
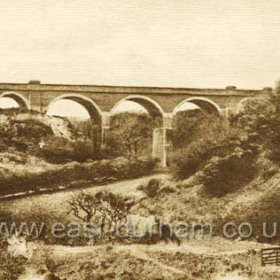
[1,0,280,279]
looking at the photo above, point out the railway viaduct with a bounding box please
[0,81,272,166]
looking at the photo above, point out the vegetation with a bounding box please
[197,146,257,196]
[137,178,161,198]
[68,190,135,242]
[170,89,280,196]
[0,249,26,280]
[171,114,242,178]
[0,157,155,196]
[0,119,53,152]
[4,82,280,279]
[107,112,153,158]
[37,137,99,163]
[172,109,208,149]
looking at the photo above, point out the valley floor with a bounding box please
[3,173,280,279]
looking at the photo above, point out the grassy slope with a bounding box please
[136,170,280,242]
[1,173,169,218]
[4,172,280,279]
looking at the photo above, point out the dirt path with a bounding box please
[1,173,170,217]
[48,239,269,259]
[49,243,185,275]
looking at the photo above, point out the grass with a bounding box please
[1,173,169,219]
[3,171,280,279]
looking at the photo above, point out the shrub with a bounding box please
[138,179,160,198]
[0,157,155,196]
[36,137,99,164]
[171,123,242,179]
[232,95,280,165]
[0,248,26,280]
[128,158,156,178]
[197,147,258,196]
[0,118,54,153]
[9,206,62,243]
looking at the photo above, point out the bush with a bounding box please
[0,119,53,153]
[138,179,161,198]
[171,123,242,179]
[197,147,258,196]
[36,137,99,164]
[0,157,156,196]
[0,249,26,280]
[128,158,156,178]
[231,95,280,165]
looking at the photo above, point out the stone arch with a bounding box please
[172,97,221,116]
[111,95,164,125]
[47,94,103,153]
[236,97,274,115]
[111,95,167,166]
[0,91,30,109]
[236,97,253,114]
[47,94,102,123]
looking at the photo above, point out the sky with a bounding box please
[0,0,280,90]
[0,0,279,117]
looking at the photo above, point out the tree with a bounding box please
[67,191,135,241]
[108,112,152,158]
[172,109,204,149]
[231,94,280,163]
[68,192,100,223]
[95,191,134,237]
[172,109,223,149]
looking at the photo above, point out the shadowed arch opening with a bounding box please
[0,92,30,109]
[172,97,221,116]
[110,95,166,164]
[111,95,164,126]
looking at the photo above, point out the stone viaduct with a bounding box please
[0,81,272,166]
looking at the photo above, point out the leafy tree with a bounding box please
[231,89,280,163]
[108,112,152,158]
[0,119,53,152]
[231,98,275,146]
[173,109,206,149]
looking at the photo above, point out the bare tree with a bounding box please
[67,191,135,241]
[68,192,100,223]
[95,191,134,236]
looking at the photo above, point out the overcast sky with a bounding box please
[0,0,280,89]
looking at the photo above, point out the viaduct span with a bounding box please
[0,81,272,166]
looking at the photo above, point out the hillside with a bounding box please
[135,168,280,243]
[3,174,280,280]
[0,108,80,139]
[2,95,280,279]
